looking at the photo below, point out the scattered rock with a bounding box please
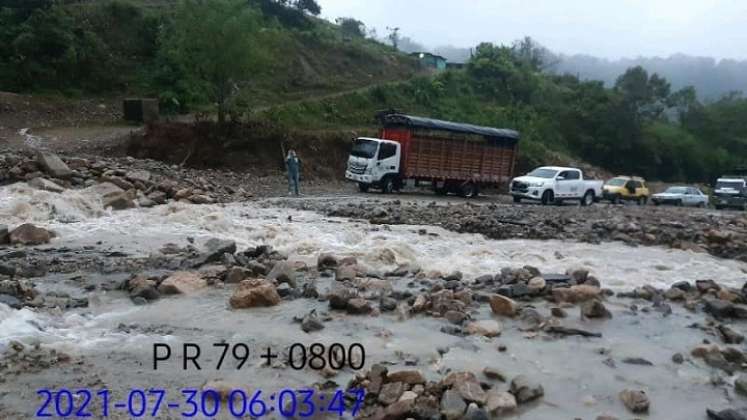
[466,320,502,337]
[378,382,404,405]
[229,279,281,309]
[335,264,357,282]
[440,389,467,420]
[347,298,372,315]
[28,177,64,193]
[225,267,251,284]
[36,150,72,178]
[158,271,207,295]
[553,285,601,303]
[9,224,54,245]
[387,370,425,385]
[619,389,650,413]
[581,300,612,319]
[300,311,324,333]
[317,253,338,270]
[510,375,544,404]
[489,294,518,317]
[267,261,298,288]
[485,390,517,415]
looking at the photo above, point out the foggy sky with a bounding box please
[318,0,747,60]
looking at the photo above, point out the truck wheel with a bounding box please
[675,200,683,207]
[611,194,620,204]
[581,190,595,206]
[715,205,724,210]
[638,197,648,205]
[381,177,394,194]
[697,202,706,208]
[540,190,554,206]
[358,183,369,193]
[513,196,522,204]
[458,182,475,198]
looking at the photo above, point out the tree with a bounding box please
[336,17,365,38]
[158,0,264,124]
[615,66,671,121]
[386,26,400,50]
[294,0,320,15]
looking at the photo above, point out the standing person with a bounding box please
[285,149,301,196]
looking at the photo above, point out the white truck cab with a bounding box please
[510,166,603,206]
[345,137,402,193]
[714,177,747,210]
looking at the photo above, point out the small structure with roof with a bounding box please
[410,52,447,71]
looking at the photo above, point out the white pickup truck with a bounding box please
[510,166,603,206]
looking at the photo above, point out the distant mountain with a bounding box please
[549,54,747,100]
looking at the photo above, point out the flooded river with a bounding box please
[1,182,745,418]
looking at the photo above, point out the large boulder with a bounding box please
[36,150,72,178]
[509,375,544,404]
[28,177,64,193]
[552,285,601,303]
[193,238,236,267]
[9,224,54,245]
[466,320,503,337]
[229,279,281,309]
[619,389,650,414]
[158,271,208,295]
[86,182,134,210]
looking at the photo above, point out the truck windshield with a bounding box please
[716,180,744,190]
[664,187,687,194]
[606,178,626,186]
[351,139,378,158]
[527,168,559,178]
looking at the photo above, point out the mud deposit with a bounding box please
[2,184,747,419]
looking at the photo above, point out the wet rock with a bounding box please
[567,267,590,283]
[158,271,207,295]
[378,381,404,405]
[347,298,372,315]
[704,298,747,319]
[735,375,747,396]
[317,253,338,270]
[697,279,721,293]
[717,324,744,344]
[482,367,506,382]
[489,294,518,317]
[527,276,546,294]
[440,389,467,420]
[553,285,601,303]
[196,238,236,266]
[225,267,251,284]
[466,320,502,337]
[188,194,214,204]
[380,297,398,312]
[581,300,612,319]
[36,150,72,178]
[444,271,463,281]
[619,389,650,413]
[0,294,22,309]
[301,281,319,299]
[622,357,653,366]
[485,390,517,415]
[387,369,425,385]
[0,225,8,245]
[328,285,356,310]
[335,264,356,282]
[707,408,747,420]
[664,287,687,301]
[595,416,619,420]
[672,281,692,291]
[147,190,167,205]
[229,279,281,308]
[551,307,567,318]
[413,395,440,419]
[464,402,489,420]
[672,353,685,364]
[127,275,159,301]
[9,224,54,245]
[509,375,544,404]
[28,177,64,193]
[300,311,324,333]
[444,310,468,324]
[454,377,487,404]
[125,170,151,184]
[267,261,298,288]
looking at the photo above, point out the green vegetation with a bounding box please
[261,41,745,181]
[1,2,744,182]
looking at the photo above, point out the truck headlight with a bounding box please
[530,182,544,187]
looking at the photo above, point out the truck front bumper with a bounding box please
[510,187,543,200]
[715,195,747,208]
[345,171,373,184]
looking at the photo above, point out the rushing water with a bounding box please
[1,183,744,418]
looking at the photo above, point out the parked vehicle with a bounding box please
[510,166,603,206]
[713,176,747,210]
[345,113,520,196]
[602,176,650,204]
[651,186,709,207]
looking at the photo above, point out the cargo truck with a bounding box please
[345,113,520,197]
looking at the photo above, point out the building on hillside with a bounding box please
[410,52,447,71]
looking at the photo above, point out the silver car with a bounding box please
[651,186,709,207]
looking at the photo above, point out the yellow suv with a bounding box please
[602,176,650,205]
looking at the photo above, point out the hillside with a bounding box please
[0,0,421,111]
